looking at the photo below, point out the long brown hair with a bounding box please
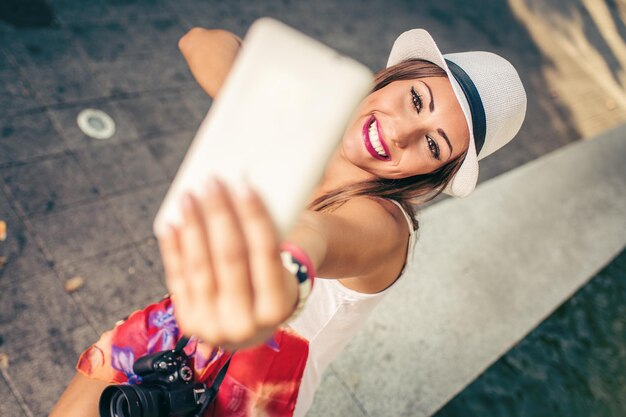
[308,59,468,231]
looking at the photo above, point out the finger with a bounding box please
[180,193,217,303]
[202,177,255,340]
[179,193,219,337]
[157,224,184,294]
[158,225,190,309]
[234,183,292,325]
[157,226,193,332]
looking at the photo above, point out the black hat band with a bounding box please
[445,59,486,155]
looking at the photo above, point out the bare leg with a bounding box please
[49,372,109,417]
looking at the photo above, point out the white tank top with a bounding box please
[288,200,417,416]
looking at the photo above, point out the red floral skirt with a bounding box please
[77,297,309,416]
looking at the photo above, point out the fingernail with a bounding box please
[157,223,175,241]
[236,181,255,201]
[163,223,176,238]
[205,176,220,195]
[181,192,194,211]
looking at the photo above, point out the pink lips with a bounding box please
[362,116,391,161]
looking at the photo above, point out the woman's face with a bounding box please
[341,76,470,179]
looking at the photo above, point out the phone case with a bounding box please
[153,18,373,237]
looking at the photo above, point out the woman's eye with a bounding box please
[427,136,440,160]
[410,87,423,114]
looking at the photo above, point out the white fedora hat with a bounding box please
[387,29,527,197]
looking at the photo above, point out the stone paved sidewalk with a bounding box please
[0,0,621,416]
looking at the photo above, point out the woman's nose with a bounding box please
[392,117,427,149]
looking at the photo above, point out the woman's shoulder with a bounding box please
[329,196,411,292]
[335,195,410,234]
[328,196,411,262]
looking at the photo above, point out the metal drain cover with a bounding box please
[77,108,116,140]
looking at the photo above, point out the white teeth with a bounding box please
[369,120,388,157]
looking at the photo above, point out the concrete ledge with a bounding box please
[309,125,626,416]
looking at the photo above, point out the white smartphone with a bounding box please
[153,18,373,238]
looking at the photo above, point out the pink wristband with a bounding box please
[279,242,316,284]
[280,243,315,321]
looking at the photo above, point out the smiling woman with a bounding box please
[50,24,527,417]
[311,59,470,230]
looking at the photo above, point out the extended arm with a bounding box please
[288,197,409,293]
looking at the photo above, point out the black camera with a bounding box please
[99,346,210,417]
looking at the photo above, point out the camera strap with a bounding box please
[193,355,232,417]
[175,336,233,417]
[175,335,190,353]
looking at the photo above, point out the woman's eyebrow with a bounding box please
[419,80,435,112]
[437,128,454,156]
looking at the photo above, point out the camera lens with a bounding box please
[99,385,167,417]
[112,392,131,417]
[99,386,139,417]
